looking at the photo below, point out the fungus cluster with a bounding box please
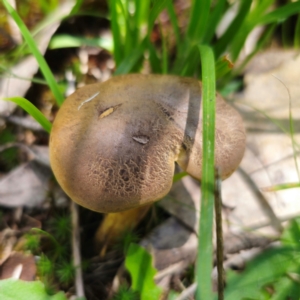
[50,75,245,213]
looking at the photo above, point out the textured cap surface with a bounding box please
[50,75,245,213]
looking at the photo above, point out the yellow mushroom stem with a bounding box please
[95,204,151,256]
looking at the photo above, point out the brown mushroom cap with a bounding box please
[50,74,245,213]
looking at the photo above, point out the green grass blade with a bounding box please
[238,103,300,151]
[294,13,300,48]
[134,0,151,45]
[4,97,52,133]
[172,172,188,183]
[196,45,216,300]
[187,0,211,43]
[246,0,273,24]
[215,56,233,79]
[148,40,162,74]
[214,0,252,58]
[229,0,274,61]
[178,47,200,77]
[148,0,169,33]
[2,0,64,106]
[234,23,276,75]
[263,182,300,192]
[166,1,181,50]
[159,23,168,74]
[203,0,227,44]
[49,34,113,52]
[70,0,84,15]
[134,0,150,28]
[231,1,300,60]
[122,0,135,58]
[108,0,124,66]
[288,87,300,182]
[0,65,48,85]
[114,38,147,75]
[259,2,300,25]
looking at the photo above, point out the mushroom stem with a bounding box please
[95,204,152,256]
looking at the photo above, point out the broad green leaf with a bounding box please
[271,271,300,300]
[223,247,295,300]
[223,219,300,300]
[125,243,162,300]
[0,279,67,300]
[280,218,300,247]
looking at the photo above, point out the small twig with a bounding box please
[155,260,187,281]
[71,201,85,299]
[214,168,225,299]
[175,282,197,300]
[5,115,44,131]
[247,212,300,231]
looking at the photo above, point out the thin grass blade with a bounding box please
[148,40,162,74]
[295,14,300,48]
[3,0,64,105]
[215,56,233,79]
[233,23,276,75]
[159,22,168,74]
[166,1,181,50]
[49,35,113,52]
[214,0,252,58]
[148,0,169,33]
[203,0,227,44]
[187,0,211,44]
[108,0,124,66]
[259,2,300,25]
[4,97,52,133]
[172,172,188,183]
[263,182,300,192]
[133,0,151,46]
[114,38,147,74]
[229,0,273,61]
[180,47,200,77]
[70,0,84,15]
[196,45,216,300]
[231,1,300,61]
